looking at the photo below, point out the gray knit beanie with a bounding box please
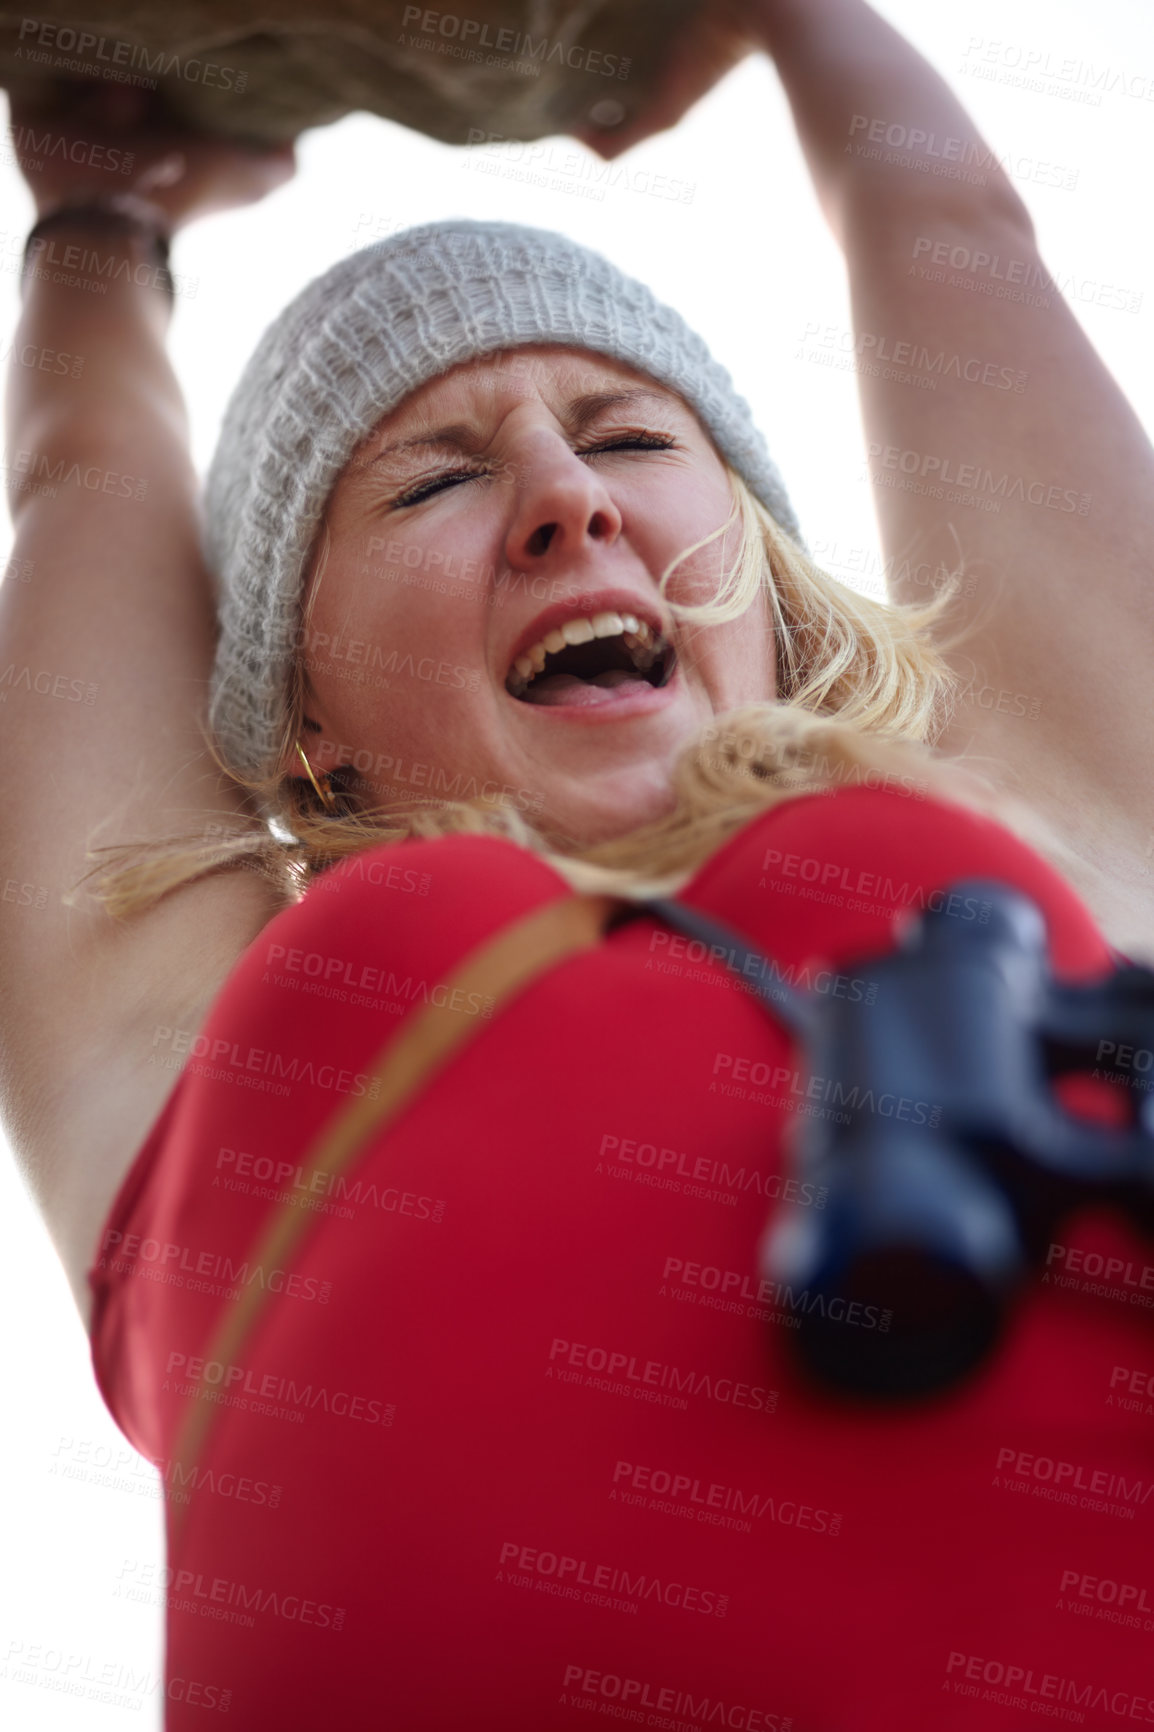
[204,218,800,788]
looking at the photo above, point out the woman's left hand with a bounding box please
[8,80,296,230]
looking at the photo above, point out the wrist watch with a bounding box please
[21,197,175,303]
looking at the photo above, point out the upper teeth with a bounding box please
[508,611,660,695]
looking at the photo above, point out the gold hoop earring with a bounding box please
[294,739,338,812]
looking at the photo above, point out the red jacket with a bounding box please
[90,786,1154,1729]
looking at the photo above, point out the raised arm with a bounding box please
[0,88,295,1319]
[753,4,1153,585]
[755,0,1154,925]
[583,1,1154,941]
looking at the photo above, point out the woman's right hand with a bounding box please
[7,80,296,230]
[573,0,771,159]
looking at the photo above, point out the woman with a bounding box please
[4,0,1153,1726]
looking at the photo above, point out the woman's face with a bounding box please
[291,344,777,845]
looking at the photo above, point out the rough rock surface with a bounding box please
[0,2,703,143]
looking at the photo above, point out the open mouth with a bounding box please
[506,612,678,708]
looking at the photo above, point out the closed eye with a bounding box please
[391,432,678,509]
[392,470,479,509]
[586,434,678,459]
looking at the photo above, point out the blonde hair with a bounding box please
[73,468,1008,919]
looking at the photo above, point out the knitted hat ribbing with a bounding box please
[204,218,800,787]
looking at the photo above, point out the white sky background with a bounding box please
[2,0,1153,1721]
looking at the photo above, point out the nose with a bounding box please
[503,433,623,568]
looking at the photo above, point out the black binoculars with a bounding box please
[646,882,1154,1403]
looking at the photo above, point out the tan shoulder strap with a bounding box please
[171,891,623,1517]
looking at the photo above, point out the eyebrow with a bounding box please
[367,388,679,467]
